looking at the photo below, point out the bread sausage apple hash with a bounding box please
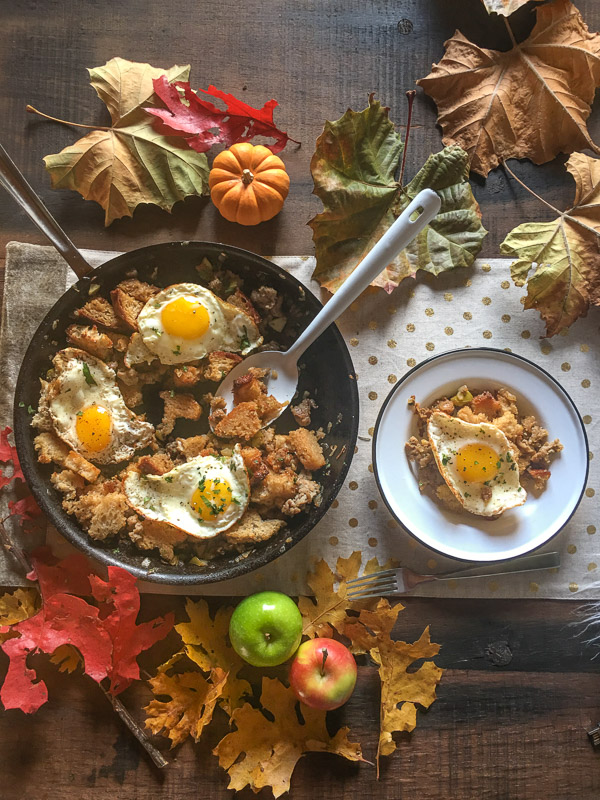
[32,260,327,566]
[405,386,563,517]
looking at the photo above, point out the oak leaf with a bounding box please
[309,96,486,293]
[213,677,363,798]
[500,153,600,335]
[175,598,251,714]
[344,599,443,769]
[39,58,209,225]
[299,551,400,638]
[0,588,39,643]
[417,0,600,176]
[480,0,542,15]
[144,667,227,748]
[147,79,297,154]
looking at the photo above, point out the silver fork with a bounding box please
[346,551,561,599]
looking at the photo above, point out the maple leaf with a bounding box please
[89,566,174,694]
[213,677,363,798]
[8,496,42,524]
[309,96,486,293]
[480,0,542,15]
[0,588,39,643]
[30,58,209,225]
[417,0,600,177]
[144,667,227,748]
[500,153,600,336]
[147,79,298,155]
[0,426,24,488]
[344,599,443,770]
[49,644,83,674]
[175,598,251,714]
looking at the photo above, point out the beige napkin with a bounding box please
[1,242,597,598]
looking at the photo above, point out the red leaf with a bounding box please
[8,496,41,524]
[147,78,297,155]
[1,594,112,713]
[0,426,24,487]
[90,567,174,695]
[28,548,93,599]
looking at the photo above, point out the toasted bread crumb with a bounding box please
[225,509,285,544]
[34,432,100,482]
[287,428,326,471]
[66,324,113,361]
[75,297,126,331]
[202,351,243,382]
[157,391,202,439]
[213,402,262,440]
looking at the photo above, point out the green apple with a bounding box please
[229,591,302,667]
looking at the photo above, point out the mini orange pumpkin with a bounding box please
[209,142,290,226]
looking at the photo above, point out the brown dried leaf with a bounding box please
[175,598,251,714]
[49,644,83,673]
[144,667,227,748]
[501,152,600,335]
[298,551,362,638]
[417,0,600,176]
[345,599,443,768]
[213,677,363,798]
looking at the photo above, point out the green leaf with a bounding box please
[500,152,600,337]
[42,58,209,226]
[82,362,97,386]
[309,97,487,293]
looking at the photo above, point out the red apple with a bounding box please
[289,637,357,710]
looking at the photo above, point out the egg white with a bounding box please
[123,446,250,538]
[137,283,262,365]
[427,412,526,517]
[46,349,155,464]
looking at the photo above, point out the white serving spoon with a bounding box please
[210,188,441,431]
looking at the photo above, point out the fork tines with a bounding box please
[346,569,398,600]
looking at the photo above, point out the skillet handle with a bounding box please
[0,142,91,278]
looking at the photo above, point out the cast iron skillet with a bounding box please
[0,146,359,584]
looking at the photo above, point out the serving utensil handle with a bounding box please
[437,551,560,581]
[287,188,441,360]
[0,142,91,278]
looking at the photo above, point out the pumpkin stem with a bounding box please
[241,168,254,185]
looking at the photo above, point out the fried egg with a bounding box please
[136,283,262,365]
[45,349,154,464]
[123,446,250,538]
[427,412,526,517]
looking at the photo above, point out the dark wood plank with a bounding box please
[0,0,598,260]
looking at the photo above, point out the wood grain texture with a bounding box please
[1,0,600,797]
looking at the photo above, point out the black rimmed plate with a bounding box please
[373,347,588,562]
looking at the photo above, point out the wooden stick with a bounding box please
[99,682,168,769]
[0,516,32,574]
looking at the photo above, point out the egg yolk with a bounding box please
[75,404,112,452]
[161,297,210,340]
[190,478,233,520]
[455,444,498,483]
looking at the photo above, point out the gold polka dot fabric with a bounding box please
[1,246,598,599]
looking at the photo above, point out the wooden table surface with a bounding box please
[1,1,599,798]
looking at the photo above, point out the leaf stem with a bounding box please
[26,105,112,132]
[502,161,562,216]
[399,90,416,188]
[503,16,518,48]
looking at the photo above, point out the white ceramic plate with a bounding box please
[373,348,589,562]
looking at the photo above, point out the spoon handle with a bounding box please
[0,142,92,278]
[287,188,441,360]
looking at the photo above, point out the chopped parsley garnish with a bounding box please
[18,401,25,408]
[82,362,97,386]
[506,452,513,463]
[172,345,181,356]
[239,326,250,350]
[441,454,451,466]
[27,405,35,415]
[164,476,173,483]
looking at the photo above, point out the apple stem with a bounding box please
[320,647,328,677]
[264,632,271,642]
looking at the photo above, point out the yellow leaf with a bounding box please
[49,644,83,673]
[345,599,443,770]
[417,0,600,176]
[175,598,251,714]
[0,588,39,642]
[145,667,227,749]
[298,551,398,638]
[213,677,363,798]
[501,152,600,336]
[41,58,209,225]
